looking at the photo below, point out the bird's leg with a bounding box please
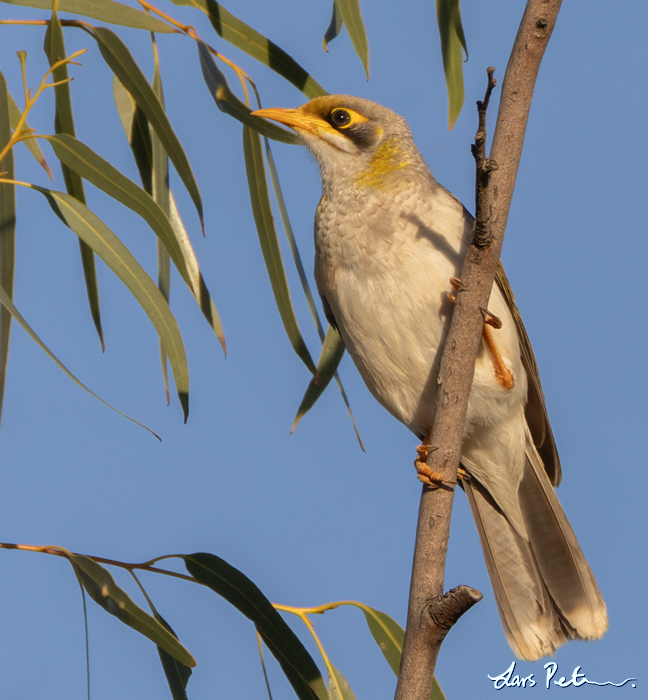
[446,278,514,391]
[414,441,456,488]
[480,308,515,390]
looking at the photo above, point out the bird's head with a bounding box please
[252,95,427,191]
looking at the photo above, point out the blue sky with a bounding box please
[0,1,645,698]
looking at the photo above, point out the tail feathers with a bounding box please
[519,439,608,640]
[463,449,608,661]
[463,478,574,660]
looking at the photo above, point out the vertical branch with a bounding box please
[394,2,562,699]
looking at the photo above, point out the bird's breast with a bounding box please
[314,184,471,434]
[314,183,526,439]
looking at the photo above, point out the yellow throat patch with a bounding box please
[355,137,410,190]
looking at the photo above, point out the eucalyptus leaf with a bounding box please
[92,27,204,234]
[242,124,315,374]
[34,186,190,420]
[0,70,16,424]
[323,2,343,52]
[171,0,327,99]
[436,0,468,129]
[152,609,193,700]
[0,0,173,32]
[197,42,298,145]
[44,9,104,347]
[292,326,345,431]
[333,0,370,79]
[70,555,195,667]
[183,553,329,700]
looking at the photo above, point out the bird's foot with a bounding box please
[480,307,502,329]
[414,444,456,488]
[446,277,465,303]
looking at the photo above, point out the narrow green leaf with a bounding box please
[168,192,226,353]
[7,91,52,179]
[182,553,329,700]
[0,285,158,437]
[92,26,204,234]
[292,326,345,431]
[112,75,154,194]
[329,665,356,700]
[197,42,298,145]
[69,555,196,667]
[0,70,16,425]
[346,604,446,700]
[322,2,343,52]
[112,77,226,353]
[242,125,316,374]
[0,0,174,32]
[44,11,104,348]
[42,134,195,286]
[358,606,404,676]
[157,240,171,404]
[333,0,370,79]
[170,0,327,99]
[34,187,190,420]
[436,0,468,130]
[152,60,172,405]
[152,609,193,700]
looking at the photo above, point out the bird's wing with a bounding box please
[320,293,339,331]
[495,263,562,486]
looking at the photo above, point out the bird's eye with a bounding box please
[330,109,352,127]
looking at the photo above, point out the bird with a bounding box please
[252,95,608,661]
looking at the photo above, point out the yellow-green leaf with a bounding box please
[44,10,104,348]
[112,78,226,353]
[143,598,193,700]
[92,26,204,234]
[171,0,327,99]
[242,125,316,374]
[70,555,195,667]
[34,187,190,420]
[292,325,345,431]
[436,0,468,130]
[0,0,174,32]
[183,553,328,700]
[0,70,16,424]
[152,59,172,404]
[329,665,356,700]
[197,42,298,145]
[323,2,343,53]
[43,134,196,287]
[333,0,370,79]
[322,602,446,700]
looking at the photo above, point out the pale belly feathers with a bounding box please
[315,181,529,520]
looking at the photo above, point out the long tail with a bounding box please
[462,440,608,661]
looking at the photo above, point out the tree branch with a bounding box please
[394,2,562,698]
